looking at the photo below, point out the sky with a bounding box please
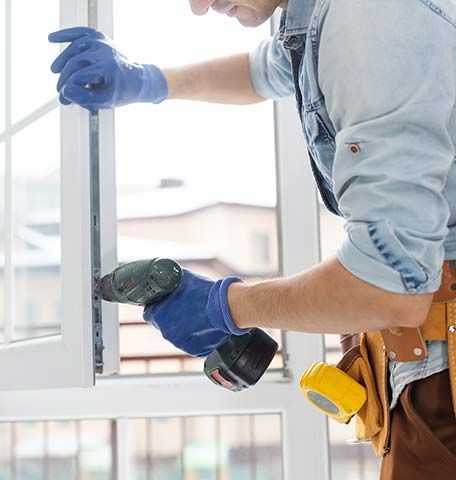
[0,0,278,209]
[113,0,277,205]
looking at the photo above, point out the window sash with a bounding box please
[0,0,115,390]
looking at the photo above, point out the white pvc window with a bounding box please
[0,1,331,478]
[0,0,118,390]
[0,414,283,479]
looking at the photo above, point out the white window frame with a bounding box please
[0,1,331,478]
[0,0,118,390]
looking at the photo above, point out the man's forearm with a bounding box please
[163,53,265,105]
[228,256,434,334]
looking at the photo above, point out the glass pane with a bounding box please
[0,0,5,134]
[130,417,183,480]
[47,421,78,479]
[11,0,59,123]
[114,0,282,376]
[129,414,283,480]
[1,417,280,479]
[16,422,45,479]
[0,423,11,479]
[1,419,113,480]
[11,110,61,341]
[0,144,4,343]
[252,415,283,480]
[319,203,381,478]
[79,420,112,480]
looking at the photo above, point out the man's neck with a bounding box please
[280,1,289,10]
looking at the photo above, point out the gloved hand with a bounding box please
[143,269,251,357]
[48,26,168,110]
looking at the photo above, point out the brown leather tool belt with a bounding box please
[340,259,456,456]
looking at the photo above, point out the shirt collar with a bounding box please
[282,0,317,35]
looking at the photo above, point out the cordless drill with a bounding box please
[99,258,278,391]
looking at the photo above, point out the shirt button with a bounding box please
[287,36,299,48]
[348,144,361,154]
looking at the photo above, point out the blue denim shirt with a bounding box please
[249,0,456,409]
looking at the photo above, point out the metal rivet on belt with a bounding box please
[413,348,423,356]
[449,325,456,334]
[389,350,397,360]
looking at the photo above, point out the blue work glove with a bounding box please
[143,269,251,357]
[48,27,168,110]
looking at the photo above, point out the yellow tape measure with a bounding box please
[300,362,367,424]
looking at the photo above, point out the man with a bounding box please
[49,0,456,477]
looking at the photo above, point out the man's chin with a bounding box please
[234,10,269,27]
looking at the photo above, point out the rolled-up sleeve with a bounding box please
[248,29,294,100]
[318,0,456,294]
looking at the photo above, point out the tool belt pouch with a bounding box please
[336,333,383,441]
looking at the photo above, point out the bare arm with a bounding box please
[228,257,433,334]
[163,53,264,105]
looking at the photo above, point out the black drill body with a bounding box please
[99,258,278,391]
[99,258,182,306]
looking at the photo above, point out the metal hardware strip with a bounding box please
[89,0,104,374]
